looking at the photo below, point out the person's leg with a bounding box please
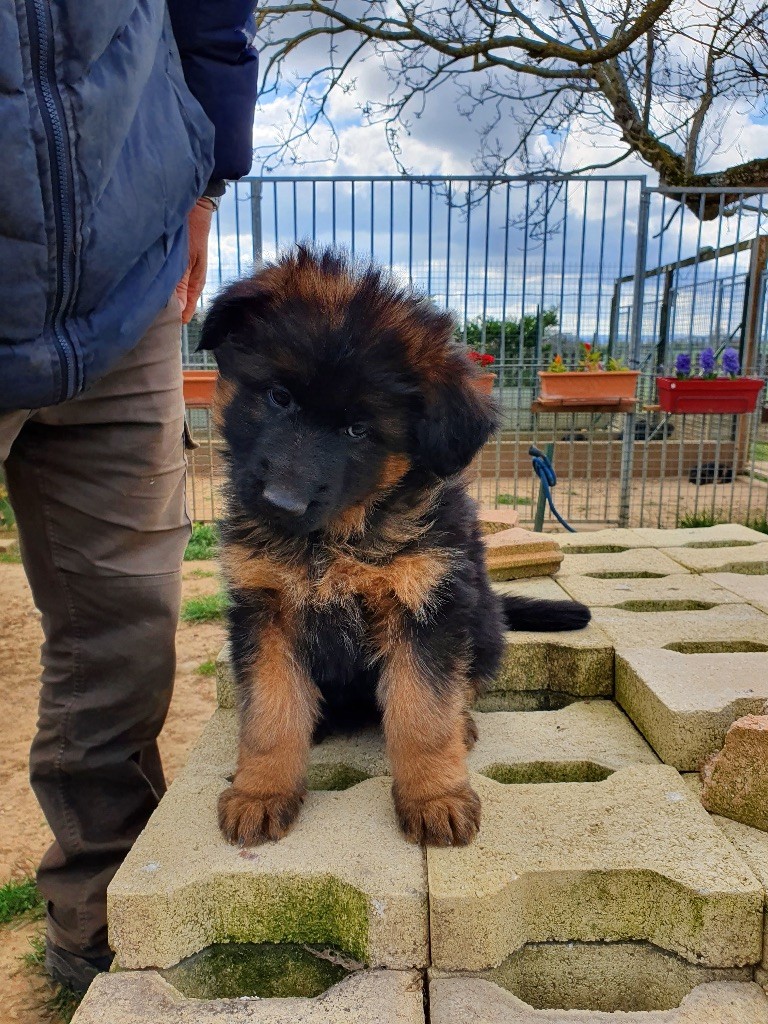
[4,299,189,988]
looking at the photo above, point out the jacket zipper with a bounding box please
[26,0,79,402]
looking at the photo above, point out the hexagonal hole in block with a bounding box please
[481,761,613,784]
[477,941,753,1013]
[614,599,717,612]
[584,571,669,579]
[157,942,360,1000]
[664,640,768,654]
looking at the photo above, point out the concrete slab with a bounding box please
[476,624,614,711]
[702,715,768,831]
[108,775,428,971]
[556,549,686,579]
[556,529,649,553]
[664,542,768,574]
[492,578,573,602]
[592,603,768,653]
[631,525,768,548]
[484,528,563,581]
[467,702,659,782]
[183,702,657,791]
[73,969,424,1024]
[557,573,742,609]
[427,766,762,971]
[709,572,768,613]
[429,978,768,1023]
[615,650,768,769]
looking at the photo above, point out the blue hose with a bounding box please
[528,445,577,533]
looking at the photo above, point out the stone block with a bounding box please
[484,528,563,581]
[215,644,236,709]
[664,542,768,574]
[701,715,768,831]
[492,577,573,602]
[427,766,762,971]
[631,524,768,548]
[556,549,685,579]
[108,774,428,971]
[615,650,768,769]
[556,528,649,553]
[478,508,520,532]
[183,703,657,792]
[593,603,768,653]
[429,978,768,1023]
[467,702,658,782]
[557,573,742,609]
[73,969,424,1024]
[476,624,614,711]
[709,572,768,613]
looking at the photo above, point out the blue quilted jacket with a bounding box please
[0,1,258,410]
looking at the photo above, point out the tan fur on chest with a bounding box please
[222,541,452,615]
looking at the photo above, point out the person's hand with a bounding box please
[175,197,214,324]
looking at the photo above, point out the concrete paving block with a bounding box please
[615,650,768,769]
[492,578,574,602]
[556,549,686,579]
[427,766,762,971]
[702,715,768,831]
[709,572,768,613]
[631,524,768,548]
[183,703,656,792]
[467,702,658,782]
[216,644,236,709]
[557,573,742,609]
[73,969,424,1024]
[593,603,768,653]
[108,775,428,971]
[682,773,768,971]
[429,978,768,1023]
[476,624,614,711]
[479,508,520,532]
[485,528,563,581]
[556,529,649,553]
[664,542,768,574]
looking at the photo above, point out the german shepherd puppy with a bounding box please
[200,247,590,848]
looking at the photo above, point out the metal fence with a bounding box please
[185,175,768,531]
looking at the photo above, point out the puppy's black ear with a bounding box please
[198,278,272,362]
[414,346,498,477]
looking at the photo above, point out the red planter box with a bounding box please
[656,377,764,415]
[183,370,218,408]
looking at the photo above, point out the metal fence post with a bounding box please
[250,179,263,267]
[617,185,651,528]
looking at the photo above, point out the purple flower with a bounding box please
[722,347,740,377]
[699,347,717,378]
[674,352,691,378]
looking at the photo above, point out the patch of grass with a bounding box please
[0,877,44,924]
[187,568,216,579]
[181,592,228,623]
[744,513,768,535]
[196,659,217,677]
[0,546,22,564]
[753,441,768,461]
[497,494,533,507]
[184,523,219,561]
[677,509,726,529]
[23,934,82,1024]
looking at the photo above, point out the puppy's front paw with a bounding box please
[394,783,481,847]
[217,785,304,845]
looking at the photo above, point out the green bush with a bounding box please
[184,523,219,561]
[0,877,43,924]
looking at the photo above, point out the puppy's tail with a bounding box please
[502,595,591,632]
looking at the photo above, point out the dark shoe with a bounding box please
[45,939,114,994]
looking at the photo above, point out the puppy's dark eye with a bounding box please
[267,386,292,409]
[345,423,368,439]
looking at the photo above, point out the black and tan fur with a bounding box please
[200,247,590,847]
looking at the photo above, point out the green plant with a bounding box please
[196,659,217,676]
[23,934,82,1023]
[181,592,228,623]
[496,494,533,506]
[184,523,219,561]
[753,442,768,461]
[187,568,217,579]
[0,544,22,564]
[744,513,768,535]
[0,469,15,529]
[677,509,726,529]
[459,310,558,359]
[0,877,44,924]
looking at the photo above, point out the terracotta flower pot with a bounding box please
[474,372,496,396]
[538,370,639,405]
[656,377,764,415]
[183,370,218,408]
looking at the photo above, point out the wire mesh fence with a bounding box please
[184,175,768,531]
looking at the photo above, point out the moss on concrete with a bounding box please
[482,761,612,784]
[160,942,352,1000]
[585,571,668,579]
[664,640,768,654]
[307,764,372,791]
[615,600,716,612]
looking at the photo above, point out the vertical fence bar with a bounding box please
[618,184,650,527]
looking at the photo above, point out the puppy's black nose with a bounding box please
[262,485,308,517]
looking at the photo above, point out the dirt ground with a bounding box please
[0,559,225,1023]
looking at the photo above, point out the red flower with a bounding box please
[582,343,591,352]
[468,351,495,366]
